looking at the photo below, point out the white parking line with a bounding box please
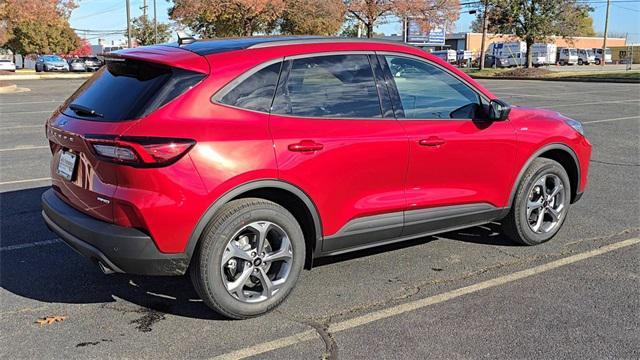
[0,238,60,252]
[543,99,640,108]
[584,115,640,124]
[0,100,62,106]
[211,237,640,360]
[1,110,53,115]
[0,125,43,130]
[0,177,51,186]
[0,145,48,152]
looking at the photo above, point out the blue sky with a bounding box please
[70,0,640,45]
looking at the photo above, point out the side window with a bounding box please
[384,55,480,119]
[218,62,282,113]
[272,54,382,118]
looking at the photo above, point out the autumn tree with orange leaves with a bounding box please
[279,0,346,36]
[344,0,460,38]
[0,0,80,55]
[170,0,286,37]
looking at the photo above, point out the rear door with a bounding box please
[47,52,207,222]
[268,53,408,252]
[379,54,516,235]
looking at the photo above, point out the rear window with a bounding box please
[62,59,205,121]
[43,55,63,62]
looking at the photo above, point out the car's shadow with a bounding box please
[1,186,516,320]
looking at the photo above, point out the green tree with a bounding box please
[5,20,79,55]
[471,2,595,37]
[485,0,593,68]
[130,16,172,46]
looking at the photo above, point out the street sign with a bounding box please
[405,18,445,45]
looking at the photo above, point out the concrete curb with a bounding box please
[0,73,92,81]
[470,75,640,84]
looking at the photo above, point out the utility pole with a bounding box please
[141,0,148,19]
[153,0,158,44]
[479,0,489,70]
[601,0,610,67]
[126,0,132,48]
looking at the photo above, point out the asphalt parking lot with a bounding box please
[1,79,639,359]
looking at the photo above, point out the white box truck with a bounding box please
[487,42,527,67]
[531,43,557,66]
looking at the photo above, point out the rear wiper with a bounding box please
[68,103,103,118]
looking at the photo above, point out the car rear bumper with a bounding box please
[41,189,189,276]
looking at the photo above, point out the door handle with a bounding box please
[418,137,446,147]
[288,140,324,152]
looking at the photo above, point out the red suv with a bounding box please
[42,37,591,318]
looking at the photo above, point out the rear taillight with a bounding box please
[86,136,195,167]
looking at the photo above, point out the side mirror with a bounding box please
[488,99,511,121]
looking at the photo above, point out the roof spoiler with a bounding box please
[177,31,196,46]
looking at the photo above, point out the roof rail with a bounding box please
[246,37,409,49]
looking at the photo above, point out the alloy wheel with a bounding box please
[220,221,293,303]
[526,174,567,234]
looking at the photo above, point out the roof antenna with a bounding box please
[177,31,196,46]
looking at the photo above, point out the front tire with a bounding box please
[190,198,305,319]
[502,158,571,245]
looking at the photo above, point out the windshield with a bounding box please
[587,50,594,56]
[569,49,577,56]
[43,55,63,62]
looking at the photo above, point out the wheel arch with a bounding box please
[185,180,323,270]
[508,143,580,208]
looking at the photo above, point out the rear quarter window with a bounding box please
[215,61,282,113]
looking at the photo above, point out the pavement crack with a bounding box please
[590,159,640,167]
[276,312,338,359]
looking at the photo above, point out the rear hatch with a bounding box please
[47,46,208,223]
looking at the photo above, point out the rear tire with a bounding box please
[502,158,571,246]
[190,198,305,319]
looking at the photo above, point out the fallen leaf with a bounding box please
[36,315,66,326]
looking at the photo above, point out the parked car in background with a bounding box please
[42,37,591,319]
[80,56,103,71]
[593,48,612,65]
[35,55,69,72]
[557,48,578,66]
[577,49,595,65]
[0,59,16,72]
[68,58,87,72]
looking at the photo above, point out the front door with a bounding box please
[379,54,516,235]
